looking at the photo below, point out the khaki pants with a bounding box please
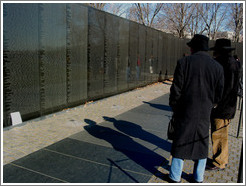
[211,118,230,169]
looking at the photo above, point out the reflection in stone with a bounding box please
[3,4,40,125]
[104,14,118,95]
[39,4,67,113]
[66,4,88,106]
[88,7,105,99]
[118,18,129,91]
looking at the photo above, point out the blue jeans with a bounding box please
[169,157,207,182]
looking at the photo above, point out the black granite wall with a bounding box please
[3,3,243,126]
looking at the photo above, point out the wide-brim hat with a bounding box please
[187,34,209,51]
[210,38,235,51]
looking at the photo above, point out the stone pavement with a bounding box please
[2,81,244,183]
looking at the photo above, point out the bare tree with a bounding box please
[211,4,228,40]
[127,3,163,27]
[127,5,140,23]
[104,3,127,17]
[227,3,243,42]
[85,3,242,42]
[187,4,206,37]
[198,3,228,40]
[160,3,195,38]
[86,3,107,10]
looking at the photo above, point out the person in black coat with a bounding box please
[168,34,224,183]
[206,39,240,171]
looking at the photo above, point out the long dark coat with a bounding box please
[169,51,224,160]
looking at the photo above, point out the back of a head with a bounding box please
[210,38,235,56]
[187,34,209,53]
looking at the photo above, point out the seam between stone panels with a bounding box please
[44,148,152,177]
[9,163,69,183]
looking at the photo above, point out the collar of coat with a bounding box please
[192,51,210,56]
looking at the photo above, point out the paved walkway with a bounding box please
[2,82,244,183]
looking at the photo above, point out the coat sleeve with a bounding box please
[222,66,238,102]
[218,61,239,105]
[214,67,224,104]
[169,60,184,111]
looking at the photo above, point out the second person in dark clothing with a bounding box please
[168,34,224,183]
[206,39,240,171]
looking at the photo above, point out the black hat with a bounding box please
[187,34,209,51]
[210,38,235,51]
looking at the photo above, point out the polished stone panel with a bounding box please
[39,3,67,113]
[104,13,118,95]
[158,32,164,77]
[128,21,138,88]
[118,18,129,91]
[10,149,151,183]
[152,29,159,77]
[87,7,105,100]
[66,4,88,105]
[3,3,40,124]
[47,138,161,175]
[146,27,153,83]
[3,164,64,183]
[138,24,146,85]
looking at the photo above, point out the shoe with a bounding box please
[167,177,181,183]
[190,177,203,183]
[167,176,181,183]
[162,174,181,183]
[187,174,203,183]
[205,164,225,171]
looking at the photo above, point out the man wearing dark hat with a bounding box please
[168,34,224,183]
[206,39,240,171]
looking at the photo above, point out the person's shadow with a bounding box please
[103,116,171,152]
[142,101,173,112]
[83,119,169,180]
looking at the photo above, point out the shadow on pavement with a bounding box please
[142,102,172,112]
[103,116,172,152]
[83,119,169,180]
[102,116,192,183]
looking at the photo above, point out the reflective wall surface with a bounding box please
[4,4,41,124]
[3,3,243,126]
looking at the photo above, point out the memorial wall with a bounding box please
[3,3,243,126]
